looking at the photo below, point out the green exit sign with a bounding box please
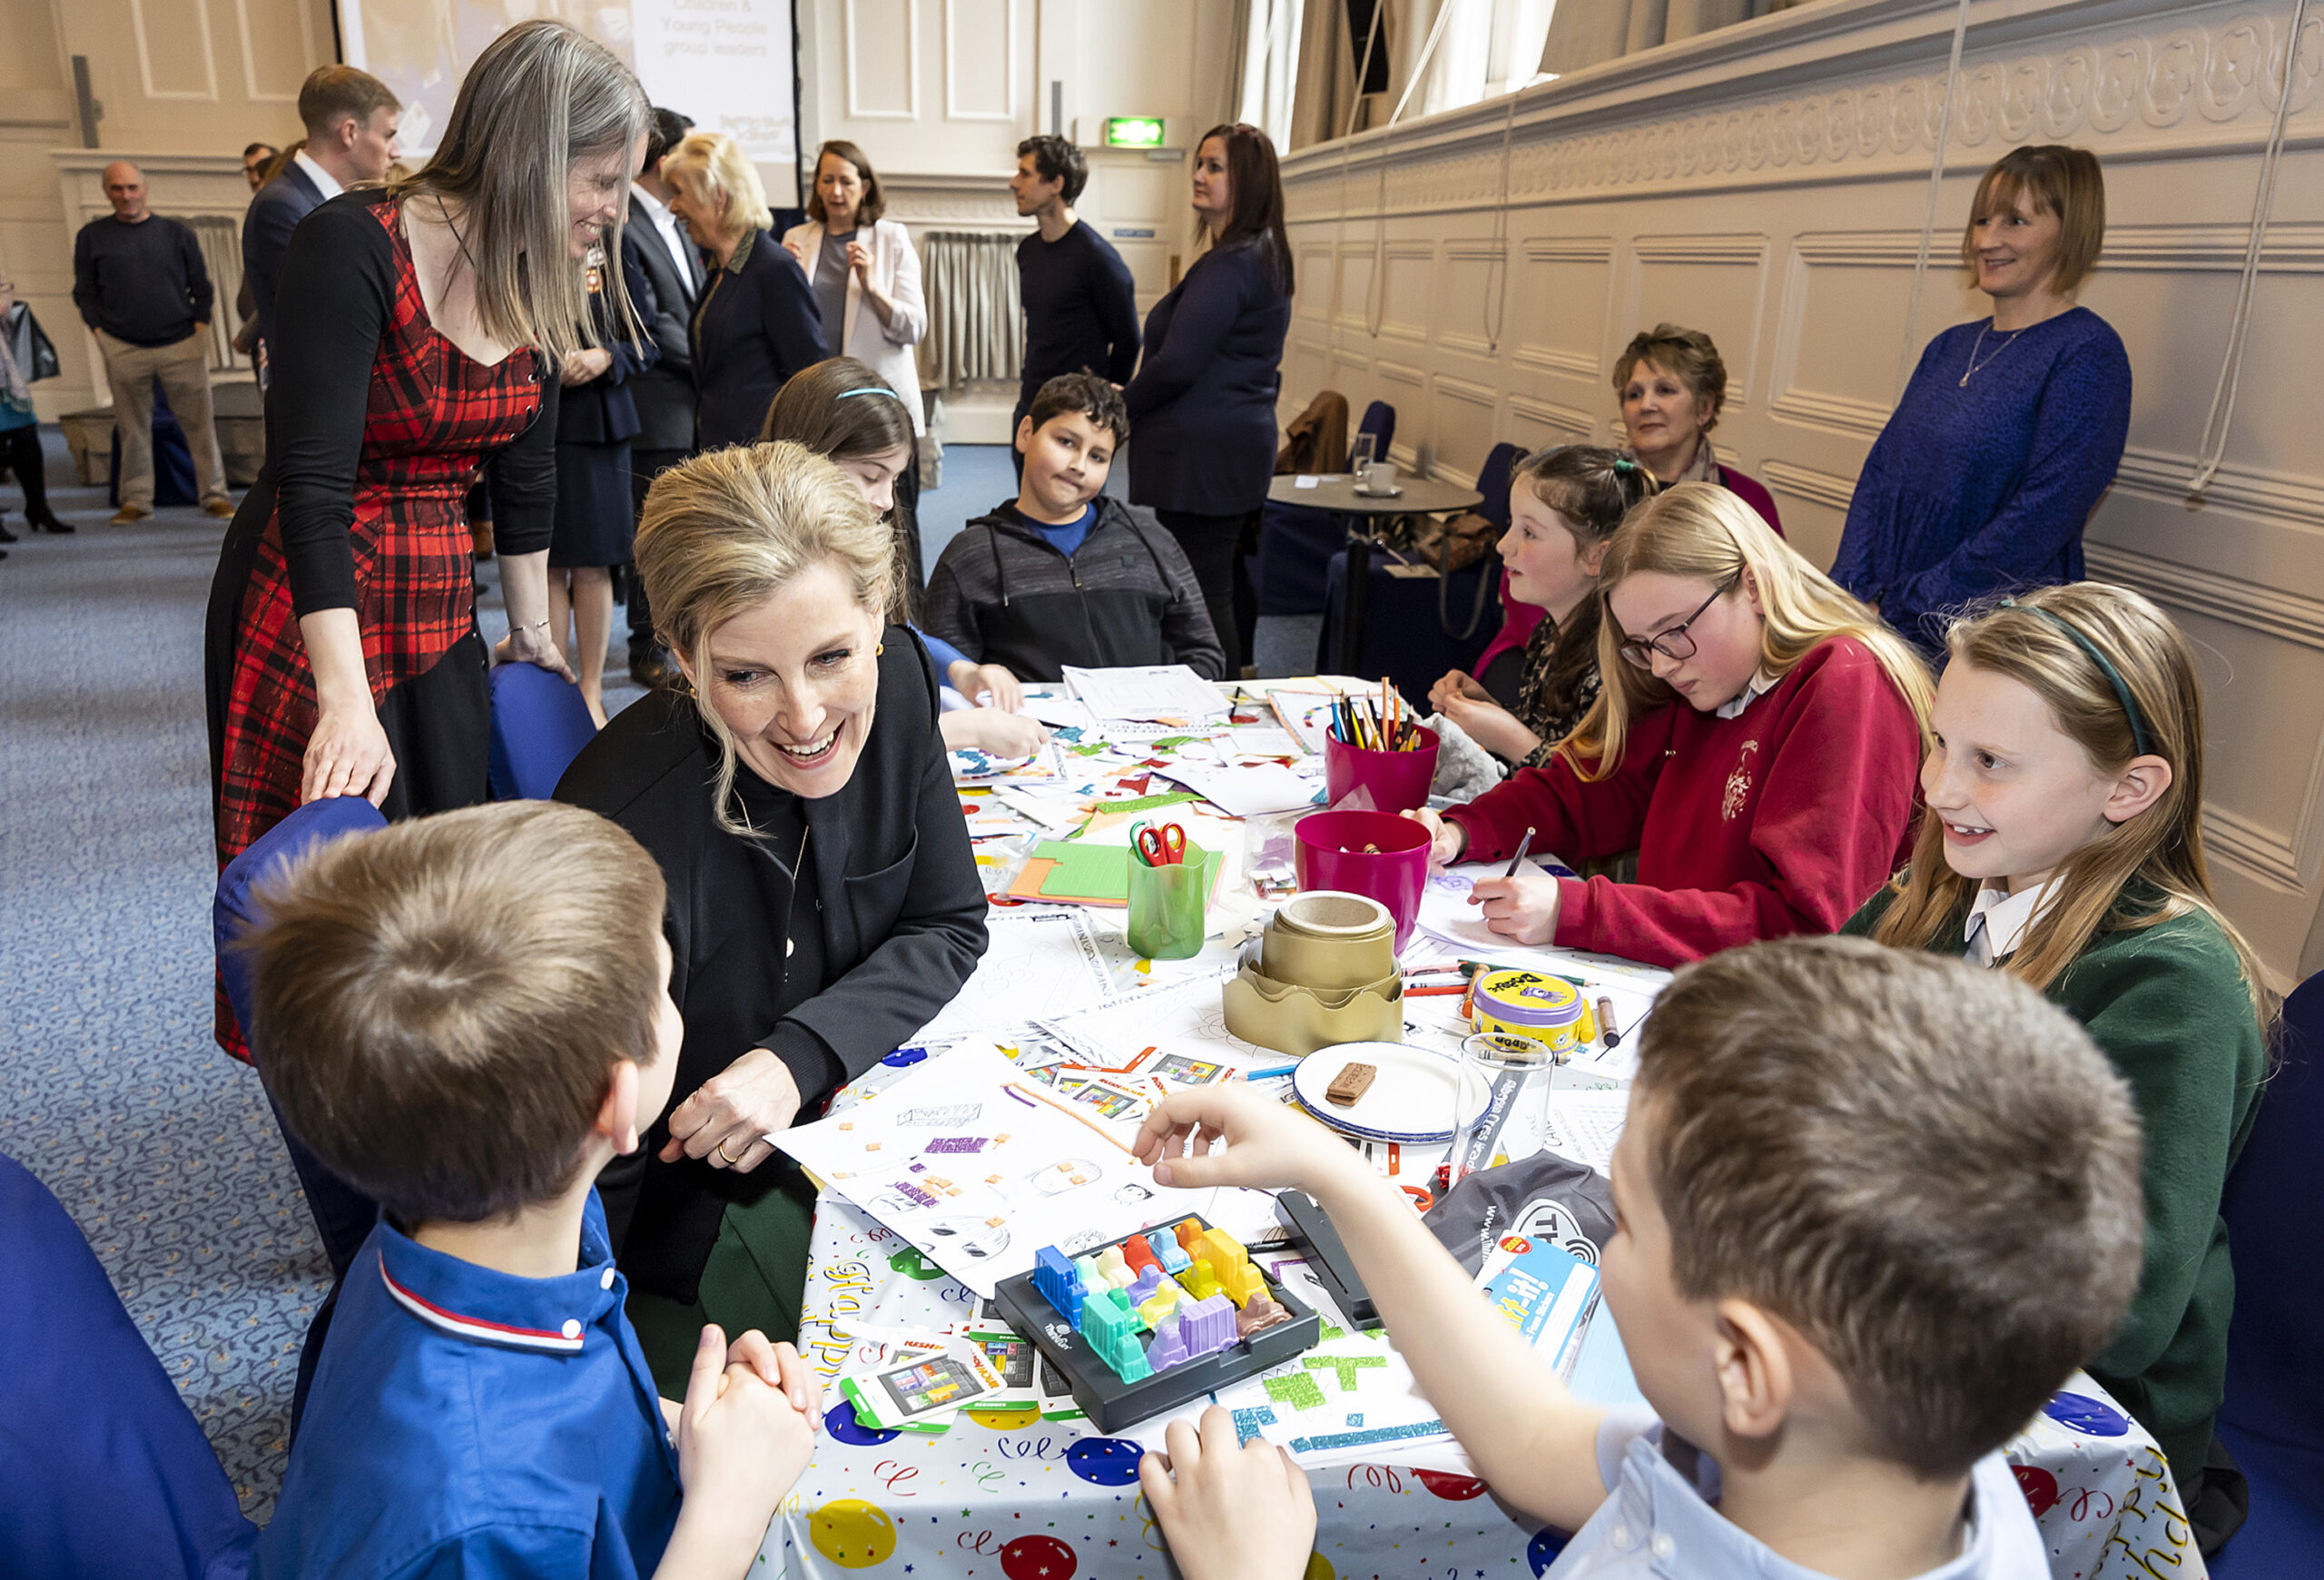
[1103,116,1166,148]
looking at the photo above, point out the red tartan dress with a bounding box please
[209,198,544,1059]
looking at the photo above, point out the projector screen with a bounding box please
[337,0,798,186]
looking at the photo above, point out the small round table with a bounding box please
[1265,472,1485,674]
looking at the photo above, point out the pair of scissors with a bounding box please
[1134,821,1187,866]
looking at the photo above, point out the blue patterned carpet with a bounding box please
[1,448,326,1524]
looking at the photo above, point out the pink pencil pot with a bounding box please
[1294,810,1432,950]
[1323,726,1440,814]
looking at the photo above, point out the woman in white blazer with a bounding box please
[783,141,927,435]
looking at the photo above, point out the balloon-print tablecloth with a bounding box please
[757,1190,2205,1580]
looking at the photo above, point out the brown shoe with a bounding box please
[110,506,151,525]
[203,499,237,518]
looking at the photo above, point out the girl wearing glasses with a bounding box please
[1406,482,1932,966]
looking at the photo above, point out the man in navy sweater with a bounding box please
[74,162,232,522]
[1008,135,1139,478]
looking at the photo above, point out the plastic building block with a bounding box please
[1074,1255,1106,1294]
[1235,1293,1294,1338]
[1081,1290,1152,1382]
[1033,1248,1084,1328]
[1176,1258,1222,1302]
[1127,1265,1169,1308]
[1220,1260,1266,1308]
[1179,1294,1236,1358]
[1202,1228,1249,1279]
[1133,1277,1180,1329]
[1174,1220,1209,1257]
[1152,1238,1192,1275]
[1121,1234,1160,1276]
[1145,1319,1190,1371]
[1096,1248,1136,1289]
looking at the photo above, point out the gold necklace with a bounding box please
[1959,321,2026,387]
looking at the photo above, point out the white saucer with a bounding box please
[1292,1042,1488,1144]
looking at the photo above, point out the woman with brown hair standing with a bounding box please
[1123,123,1295,680]
[205,17,647,1260]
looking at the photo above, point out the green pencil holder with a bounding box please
[1127,859,1206,961]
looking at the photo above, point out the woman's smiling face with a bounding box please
[684,558,882,798]
[566,137,642,261]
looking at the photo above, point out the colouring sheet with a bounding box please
[773,1044,1215,1298]
[1038,973,1266,1072]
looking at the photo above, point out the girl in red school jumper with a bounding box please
[1407,481,1932,965]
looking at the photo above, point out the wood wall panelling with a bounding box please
[845,0,921,120]
[943,0,1016,123]
[132,0,220,103]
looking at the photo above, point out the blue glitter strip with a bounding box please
[1289,1418,1451,1452]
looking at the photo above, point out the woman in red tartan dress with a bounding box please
[207,195,559,1036]
[207,23,650,1062]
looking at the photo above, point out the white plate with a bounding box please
[1291,1042,1488,1144]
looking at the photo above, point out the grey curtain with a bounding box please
[915,232,1022,390]
[186,213,248,373]
[1540,0,1797,76]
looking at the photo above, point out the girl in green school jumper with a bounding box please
[1845,582,2270,1549]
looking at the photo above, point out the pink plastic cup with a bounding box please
[1323,726,1440,815]
[1294,809,1432,950]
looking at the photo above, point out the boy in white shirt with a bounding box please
[1132,936,2146,1580]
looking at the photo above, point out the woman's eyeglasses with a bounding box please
[1615,576,1738,669]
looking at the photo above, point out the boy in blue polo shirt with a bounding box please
[1131,939,2150,1580]
[243,801,821,1579]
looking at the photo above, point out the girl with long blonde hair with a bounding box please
[1845,583,2269,1510]
[1408,481,1931,965]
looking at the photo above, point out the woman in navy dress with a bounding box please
[1830,145,2132,653]
[1123,122,1294,680]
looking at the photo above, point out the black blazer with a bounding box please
[555,629,988,1293]
[690,228,828,450]
[554,284,655,447]
[1123,239,1292,517]
[620,216,701,454]
[240,162,325,351]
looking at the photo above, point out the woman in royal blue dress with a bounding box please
[1831,145,2132,653]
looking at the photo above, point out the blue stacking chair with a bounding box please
[487,660,598,800]
[2211,973,2324,1574]
[0,1150,258,1578]
[215,795,389,1280]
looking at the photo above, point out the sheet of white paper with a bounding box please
[1064,664,1232,723]
[773,1044,1216,1297]
[1021,695,1098,731]
[1295,474,1320,489]
[911,907,1116,1042]
[1413,860,1580,953]
[1536,1088,1631,1176]
[1154,760,1322,817]
[1039,973,1266,1071]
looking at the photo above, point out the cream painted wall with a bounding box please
[1277,0,2324,979]
[796,0,1240,437]
[7,0,335,415]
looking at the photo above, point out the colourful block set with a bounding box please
[1000,1215,1323,1434]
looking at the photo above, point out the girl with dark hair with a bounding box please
[1430,447,1657,769]
[1122,122,1295,680]
[761,358,1046,755]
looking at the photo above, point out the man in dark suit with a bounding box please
[618,106,703,687]
[241,66,400,375]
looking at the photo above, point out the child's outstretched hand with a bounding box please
[1133,1082,1354,1198]
[1139,1406,1316,1580]
[1401,805,1469,871]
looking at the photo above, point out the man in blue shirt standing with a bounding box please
[74,162,234,523]
[1009,135,1139,478]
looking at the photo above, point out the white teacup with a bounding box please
[1362,459,1397,493]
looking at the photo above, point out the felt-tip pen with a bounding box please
[1598,997,1622,1047]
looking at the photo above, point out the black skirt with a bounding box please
[548,439,634,568]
